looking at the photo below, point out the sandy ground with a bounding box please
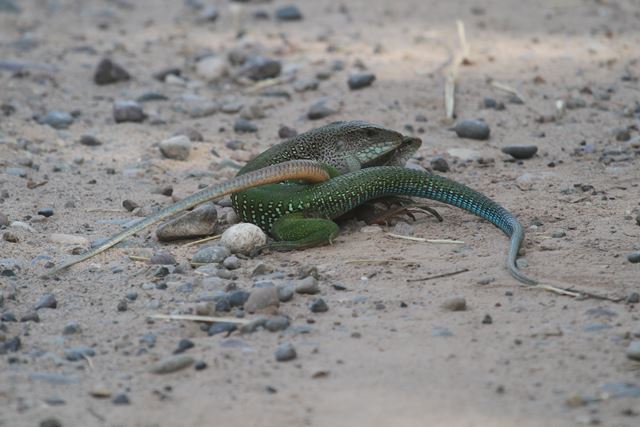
[1,0,640,426]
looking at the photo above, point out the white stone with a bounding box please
[195,56,228,82]
[221,223,267,254]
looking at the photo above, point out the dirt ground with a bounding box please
[1,0,640,426]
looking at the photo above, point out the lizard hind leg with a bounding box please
[260,213,340,253]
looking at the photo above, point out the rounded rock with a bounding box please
[156,202,217,241]
[244,287,280,314]
[309,298,329,313]
[501,145,538,160]
[192,245,230,264]
[441,297,467,311]
[274,342,297,362]
[35,293,57,310]
[221,223,267,255]
[430,156,450,172]
[627,341,640,361]
[113,100,145,123]
[38,111,73,129]
[150,355,194,374]
[275,5,303,21]
[159,135,191,161]
[454,119,491,140]
[347,73,376,90]
[94,58,130,85]
[628,252,640,264]
[79,134,103,146]
[294,277,320,295]
[195,56,227,82]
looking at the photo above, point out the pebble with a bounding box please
[615,128,631,142]
[240,56,281,81]
[482,314,493,324]
[112,393,130,405]
[35,293,57,310]
[227,290,250,307]
[37,111,73,129]
[240,317,268,334]
[551,230,566,238]
[149,251,176,265]
[89,384,112,398]
[159,135,191,161]
[113,100,145,123]
[137,91,169,102]
[195,55,227,82]
[39,418,62,427]
[38,208,54,217]
[501,145,538,159]
[565,97,586,109]
[275,5,303,21]
[441,297,467,311]
[64,346,95,361]
[274,342,297,361]
[308,98,340,120]
[347,73,376,90]
[234,118,258,133]
[278,125,298,139]
[192,244,230,264]
[79,134,102,146]
[194,360,207,370]
[482,97,505,110]
[221,223,267,254]
[277,285,294,302]
[156,202,217,241]
[627,292,640,304]
[49,233,89,246]
[173,338,195,354]
[628,252,640,263]
[454,119,490,140]
[626,341,640,361]
[116,300,127,312]
[293,78,319,92]
[150,354,194,374]
[2,231,18,242]
[172,127,204,142]
[2,336,20,352]
[244,287,280,313]
[94,58,130,85]
[265,316,290,332]
[20,311,40,322]
[63,321,80,335]
[430,156,450,172]
[294,277,320,294]
[309,298,329,313]
[222,255,240,270]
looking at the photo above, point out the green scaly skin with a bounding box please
[233,122,536,285]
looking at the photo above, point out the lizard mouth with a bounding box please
[361,136,422,168]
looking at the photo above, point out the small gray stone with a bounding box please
[112,393,130,405]
[234,118,258,133]
[308,98,340,120]
[38,111,73,129]
[159,135,191,160]
[172,127,203,142]
[240,56,281,81]
[265,316,290,332]
[64,346,95,361]
[294,78,319,92]
[94,58,130,85]
[222,255,240,270]
[79,134,102,146]
[192,244,230,264]
[347,73,376,90]
[626,341,640,361]
[309,298,328,313]
[278,126,298,139]
[113,100,145,123]
[294,277,319,294]
[39,418,62,427]
[195,55,227,82]
[430,156,449,172]
[551,230,566,238]
[35,293,57,310]
[628,252,640,264]
[227,290,250,307]
[156,202,217,241]
[565,97,586,109]
[274,342,297,362]
[454,119,490,140]
[150,251,176,265]
[63,321,80,335]
[627,292,640,304]
[441,297,466,311]
[615,128,631,142]
[275,5,303,21]
[208,322,236,336]
[150,355,194,374]
[277,285,294,302]
[501,145,538,159]
[245,287,280,313]
[240,317,268,334]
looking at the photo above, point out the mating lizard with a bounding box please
[46,120,536,285]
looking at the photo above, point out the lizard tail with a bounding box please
[43,160,331,277]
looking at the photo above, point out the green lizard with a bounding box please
[47,120,536,285]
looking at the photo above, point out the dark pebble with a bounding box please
[116,300,127,312]
[628,252,640,263]
[2,232,18,243]
[37,208,54,217]
[234,118,258,133]
[1,312,17,322]
[278,125,298,139]
[37,111,73,129]
[501,145,538,160]
[39,418,63,427]
[241,56,281,81]
[126,292,138,301]
[228,290,250,307]
[113,100,145,123]
[112,393,130,405]
[1,336,21,353]
[430,156,450,172]
[136,92,169,103]
[635,213,640,227]
[62,321,80,335]
[309,298,329,313]
[194,360,207,370]
[415,114,428,122]
[139,333,157,347]
[79,134,102,146]
[64,346,95,361]
[482,314,493,324]
[122,199,139,212]
[274,342,297,362]
[348,73,376,90]
[173,338,195,354]
[627,292,640,304]
[454,119,490,140]
[482,97,505,110]
[149,252,176,265]
[35,293,57,310]
[20,311,40,322]
[94,58,130,85]
[275,5,303,21]
[265,315,290,332]
[208,322,236,336]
